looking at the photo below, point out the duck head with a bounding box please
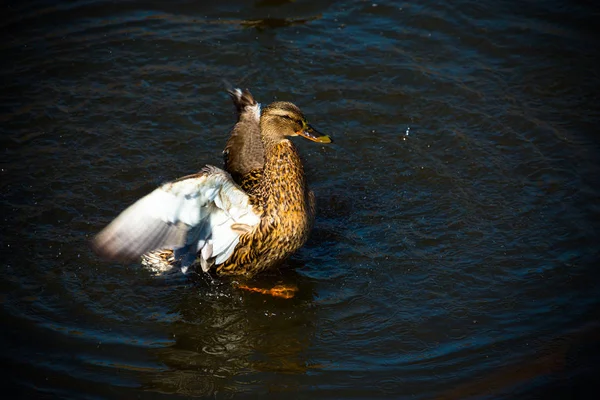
[260,101,332,145]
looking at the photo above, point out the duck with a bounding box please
[92,88,331,278]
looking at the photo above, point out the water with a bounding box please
[2,0,600,398]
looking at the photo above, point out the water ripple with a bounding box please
[2,0,600,398]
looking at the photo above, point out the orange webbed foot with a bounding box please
[237,283,298,299]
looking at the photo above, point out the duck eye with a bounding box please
[282,115,303,126]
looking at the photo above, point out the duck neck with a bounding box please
[259,138,308,213]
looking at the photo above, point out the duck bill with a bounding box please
[297,125,332,143]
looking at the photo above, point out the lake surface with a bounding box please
[2,0,600,398]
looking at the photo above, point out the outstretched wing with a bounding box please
[223,88,264,182]
[92,165,260,272]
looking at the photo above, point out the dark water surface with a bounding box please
[2,0,600,398]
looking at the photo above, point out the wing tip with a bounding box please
[90,229,138,263]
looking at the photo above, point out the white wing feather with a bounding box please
[92,165,260,272]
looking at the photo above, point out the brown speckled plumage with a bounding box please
[217,138,316,276]
[132,91,331,277]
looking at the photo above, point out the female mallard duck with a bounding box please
[92,89,331,278]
